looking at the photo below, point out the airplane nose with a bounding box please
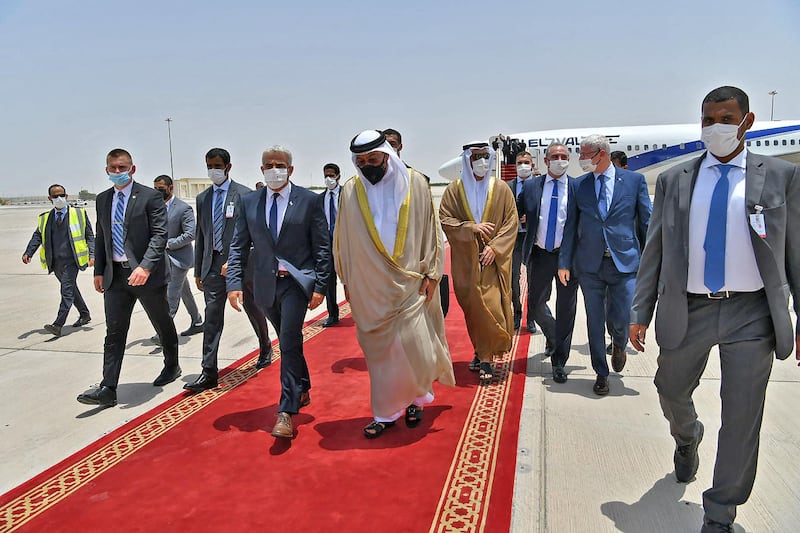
[438,156,462,181]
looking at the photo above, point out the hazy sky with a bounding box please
[1,0,798,196]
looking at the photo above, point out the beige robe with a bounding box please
[334,169,455,419]
[439,177,517,360]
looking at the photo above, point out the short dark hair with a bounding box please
[610,151,628,166]
[702,86,749,115]
[107,148,132,163]
[382,128,402,144]
[323,163,340,175]
[153,174,173,186]
[205,148,231,165]
[48,184,65,196]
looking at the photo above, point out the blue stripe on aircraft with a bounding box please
[626,124,800,172]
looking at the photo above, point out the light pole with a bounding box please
[165,117,175,178]
[768,90,778,121]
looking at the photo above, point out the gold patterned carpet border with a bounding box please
[0,305,348,533]
[430,273,527,533]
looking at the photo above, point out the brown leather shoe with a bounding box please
[300,392,311,408]
[611,344,627,372]
[271,412,293,438]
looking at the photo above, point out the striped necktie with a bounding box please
[703,164,733,292]
[213,189,225,251]
[112,191,125,257]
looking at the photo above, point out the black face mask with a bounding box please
[158,189,170,200]
[360,162,387,185]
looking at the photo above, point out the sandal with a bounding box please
[405,405,423,428]
[363,420,395,439]
[479,362,494,384]
[468,354,481,372]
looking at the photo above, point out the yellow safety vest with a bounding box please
[38,207,91,269]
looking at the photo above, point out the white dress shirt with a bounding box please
[687,150,763,293]
[535,173,569,250]
[111,180,134,262]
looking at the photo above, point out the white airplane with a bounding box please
[437,120,800,186]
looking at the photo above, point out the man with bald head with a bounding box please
[335,130,454,439]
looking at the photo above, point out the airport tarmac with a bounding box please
[1,201,799,532]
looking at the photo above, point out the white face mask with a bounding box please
[516,163,532,178]
[701,116,746,158]
[324,176,339,190]
[471,158,490,177]
[263,168,289,189]
[208,168,227,186]
[548,159,570,176]
[579,154,597,173]
[52,196,68,210]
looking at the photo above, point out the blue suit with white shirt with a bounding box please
[559,165,651,376]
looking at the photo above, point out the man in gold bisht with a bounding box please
[439,142,517,383]
[334,130,455,439]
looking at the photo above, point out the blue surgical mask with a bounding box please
[109,171,131,186]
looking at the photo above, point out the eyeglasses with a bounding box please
[578,149,599,158]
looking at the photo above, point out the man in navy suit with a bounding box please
[558,134,651,395]
[184,148,273,392]
[318,163,341,327]
[520,144,579,383]
[227,145,330,439]
[508,151,536,332]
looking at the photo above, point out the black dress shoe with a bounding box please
[593,375,609,395]
[44,323,62,337]
[526,321,537,334]
[513,315,521,331]
[153,365,181,386]
[553,366,567,383]
[184,372,218,392]
[77,386,117,407]
[322,317,339,327]
[180,322,204,336]
[256,347,274,369]
[611,344,627,373]
[544,338,556,358]
[675,421,704,482]
[72,315,91,327]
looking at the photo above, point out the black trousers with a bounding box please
[263,276,310,414]
[527,247,578,368]
[101,263,178,388]
[325,262,339,321]
[200,252,270,375]
[52,258,90,327]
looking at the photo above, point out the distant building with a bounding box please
[174,177,212,200]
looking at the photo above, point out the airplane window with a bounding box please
[635,145,640,150]
[792,139,796,145]
[644,144,649,150]
[756,140,761,146]
[774,140,780,146]
[746,141,751,146]
[662,144,667,149]
[783,140,787,145]
[627,145,632,151]
[680,143,685,150]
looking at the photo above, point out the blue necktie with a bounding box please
[703,164,733,293]
[213,189,225,251]
[329,191,336,235]
[597,175,608,219]
[269,192,279,241]
[545,179,559,251]
[112,191,125,257]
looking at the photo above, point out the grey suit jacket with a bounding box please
[165,197,195,270]
[194,180,252,281]
[630,152,800,359]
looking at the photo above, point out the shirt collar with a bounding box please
[701,149,747,171]
[594,163,616,180]
[114,180,134,197]
[165,196,176,209]
[269,182,292,200]
[213,178,232,194]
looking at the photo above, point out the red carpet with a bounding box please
[1,252,531,533]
